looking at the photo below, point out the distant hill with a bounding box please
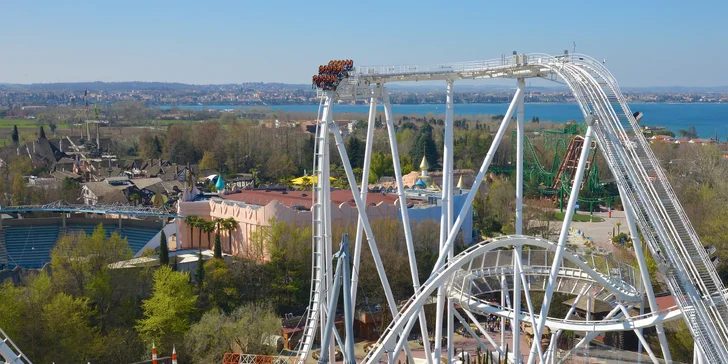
[1,81,312,93]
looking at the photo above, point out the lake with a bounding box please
[158,103,728,139]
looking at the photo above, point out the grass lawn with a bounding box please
[554,211,604,222]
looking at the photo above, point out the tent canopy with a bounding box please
[291,176,337,185]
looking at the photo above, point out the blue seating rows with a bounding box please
[3,225,159,269]
[4,226,59,269]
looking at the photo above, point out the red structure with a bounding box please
[551,135,597,191]
[151,342,158,364]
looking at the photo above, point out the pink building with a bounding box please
[177,190,402,261]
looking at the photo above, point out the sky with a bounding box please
[1,0,727,87]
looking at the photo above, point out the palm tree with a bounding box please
[202,220,215,250]
[616,221,622,235]
[183,215,201,249]
[129,192,141,206]
[221,217,238,254]
[194,218,206,251]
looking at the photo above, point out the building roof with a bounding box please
[83,181,131,204]
[419,156,429,170]
[24,138,63,164]
[51,170,82,181]
[131,177,164,190]
[222,189,404,209]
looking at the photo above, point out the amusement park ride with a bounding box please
[297,52,728,364]
[1,53,726,364]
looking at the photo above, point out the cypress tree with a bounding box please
[159,230,169,265]
[195,250,205,289]
[11,125,18,146]
[39,126,46,139]
[347,136,364,169]
[153,135,163,156]
[409,124,439,169]
[214,232,222,259]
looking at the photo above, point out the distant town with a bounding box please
[1,82,727,108]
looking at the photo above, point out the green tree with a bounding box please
[400,154,415,175]
[370,151,394,183]
[678,125,698,139]
[50,224,133,324]
[11,172,25,205]
[221,217,238,254]
[202,220,215,250]
[41,293,100,362]
[11,125,19,146]
[214,231,222,259]
[136,266,197,354]
[139,134,163,159]
[347,135,365,169]
[195,250,205,288]
[254,219,312,310]
[170,139,199,164]
[186,304,279,362]
[202,259,239,312]
[264,153,296,181]
[61,177,81,203]
[159,230,170,266]
[409,124,438,169]
[199,151,220,170]
[0,272,101,363]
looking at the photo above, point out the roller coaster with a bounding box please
[502,128,616,209]
[298,53,728,364]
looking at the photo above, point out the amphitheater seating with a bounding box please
[3,224,159,269]
[4,226,59,269]
[67,225,118,238]
[67,225,158,254]
[120,227,158,253]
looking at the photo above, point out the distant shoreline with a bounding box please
[156,101,727,108]
[157,103,727,139]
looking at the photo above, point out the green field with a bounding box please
[0,119,73,128]
[554,211,604,222]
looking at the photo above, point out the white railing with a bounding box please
[0,327,32,364]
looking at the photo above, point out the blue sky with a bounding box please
[1,0,726,86]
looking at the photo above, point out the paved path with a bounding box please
[350,332,532,364]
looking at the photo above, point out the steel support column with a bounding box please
[391,87,524,362]
[326,116,415,364]
[513,77,525,363]
[383,89,433,364]
[350,94,378,307]
[529,123,595,364]
[445,79,455,364]
[621,185,672,362]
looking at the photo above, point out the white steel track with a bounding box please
[300,52,725,364]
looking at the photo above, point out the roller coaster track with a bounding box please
[343,53,728,363]
[548,54,728,362]
[302,53,728,363]
[361,236,681,363]
[0,327,31,364]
